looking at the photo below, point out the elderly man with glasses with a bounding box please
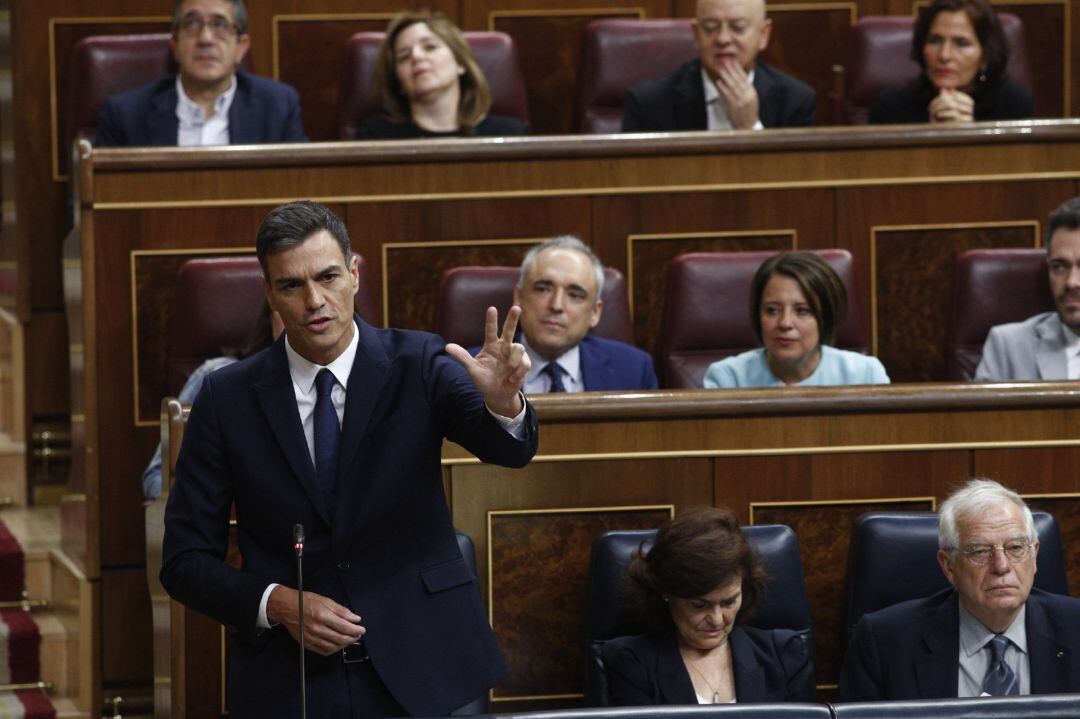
[838,478,1080,701]
[96,0,307,147]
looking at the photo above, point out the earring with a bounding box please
[979,68,988,83]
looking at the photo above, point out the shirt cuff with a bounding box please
[487,394,527,439]
[257,583,280,629]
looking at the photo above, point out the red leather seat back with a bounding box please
[841,13,1030,125]
[68,33,255,148]
[338,31,529,139]
[167,254,378,394]
[659,250,870,388]
[433,266,635,348]
[947,248,1052,380]
[574,18,695,133]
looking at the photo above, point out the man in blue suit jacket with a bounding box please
[95,0,306,147]
[510,236,658,393]
[838,479,1080,701]
[161,201,537,717]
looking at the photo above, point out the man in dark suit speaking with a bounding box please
[161,201,537,717]
[511,236,658,393]
[838,478,1080,700]
[622,0,815,132]
[95,0,306,147]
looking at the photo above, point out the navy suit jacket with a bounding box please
[602,627,815,704]
[838,588,1080,701]
[622,59,816,132]
[161,319,538,717]
[470,334,659,392]
[95,71,307,147]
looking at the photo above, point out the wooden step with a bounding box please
[0,432,26,507]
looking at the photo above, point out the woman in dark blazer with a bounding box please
[356,11,528,139]
[602,507,814,705]
[869,0,1033,124]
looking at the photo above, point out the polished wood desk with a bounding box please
[149,384,1080,715]
[75,123,1080,699]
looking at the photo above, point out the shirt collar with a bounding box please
[1062,321,1080,354]
[701,66,755,105]
[522,335,582,386]
[958,600,1028,658]
[283,320,359,395]
[175,74,238,125]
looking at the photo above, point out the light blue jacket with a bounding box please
[703,345,890,388]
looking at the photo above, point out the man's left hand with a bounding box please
[446,306,530,418]
[715,59,760,130]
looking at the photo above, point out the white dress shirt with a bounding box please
[522,338,585,394]
[175,75,236,146]
[701,67,764,131]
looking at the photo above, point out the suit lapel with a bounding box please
[675,62,708,130]
[147,80,180,146]
[730,627,766,702]
[578,337,613,391]
[656,633,698,704]
[915,592,961,698]
[336,318,389,480]
[1026,592,1070,693]
[1035,314,1067,380]
[753,64,776,127]
[228,73,255,145]
[254,339,330,524]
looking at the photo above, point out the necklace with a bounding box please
[684,659,724,704]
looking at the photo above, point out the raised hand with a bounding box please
[267,585,365,655]
[716,59,760,130]
[445,306,530,418]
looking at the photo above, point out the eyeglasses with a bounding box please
[179,14,238,40]
[957,540,1033,566]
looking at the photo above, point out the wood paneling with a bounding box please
[873,222,1037,382]
[101,567,153,684]
[995,2,1067,118]
[489,506,671,699]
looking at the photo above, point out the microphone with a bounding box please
[293,524,306,719]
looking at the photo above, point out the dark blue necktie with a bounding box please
[543,362,568,393]
[982,634,1018,696]
[313,368,340,503]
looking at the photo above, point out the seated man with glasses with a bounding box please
[976,197,1080,381]
[95,0,307,147]
[621,0,815,132]
[838,478,1080,700]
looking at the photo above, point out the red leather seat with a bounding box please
[338,31,529,139]
[432,266,635,349]
[946,248,1052,380]
[836,14,1030,125]
[68,33,254,148]
[573,18,695,133]
[167,255,377,394]
[658,250,870,389]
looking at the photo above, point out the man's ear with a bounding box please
[758,18,773,52]
[512,286,523,306]
[589,298,604,328]
[937,548,956,586]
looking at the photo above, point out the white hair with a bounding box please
[938,478,1038,557]
[517,235,605,304]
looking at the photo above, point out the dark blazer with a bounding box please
[838,588,1080,701]
[868,80,1034,124]
[469,334,659,392]
[355,113,528,139]
[95,71,307,146]
[602,627,815,705]
[622,59,816,132]
[161,318,538,717]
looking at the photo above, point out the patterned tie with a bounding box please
[982,634,1018,696]
[543,362,568,393]
[313,368,340,503]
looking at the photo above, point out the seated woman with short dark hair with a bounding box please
[869,0,1033,124]
[356,11,528,139]
[704,251,889,387]
[602,507,815,705]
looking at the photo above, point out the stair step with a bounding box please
[0,435,28,508]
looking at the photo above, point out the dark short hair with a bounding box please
[910,0,1008,107]
[626,506,767,634]
[172,0,249,36]
[1046,197,1080,250]
[256,201,351,277]
[372,11,492,131]
[749,251,848,347]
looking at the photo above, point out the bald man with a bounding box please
[622,0,815,132]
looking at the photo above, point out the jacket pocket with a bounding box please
[420,557,475,593]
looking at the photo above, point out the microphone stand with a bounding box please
[293,524,306,719]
